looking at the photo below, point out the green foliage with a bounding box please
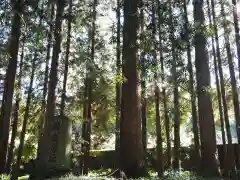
[162,170,199,180]
[0,174,10,180]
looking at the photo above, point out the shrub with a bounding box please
[0,174,10,180]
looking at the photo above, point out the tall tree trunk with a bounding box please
[82,0,97,175]
[11,52,37,180]
[183,0,200,172]
[41,3,54,111]
[193,0,219,177]
[115,0,121,168]
[230,0,240,79]
[79,78,88,175]
[220,0,240,142]
[37,0,64,176]
[210,38,228,175]
[210,0,235,176]
[140,0,147,168]
[5,41,25,173]
[157,0,171,168]
[220,0,240,170]
[60,0,73,116]
[37,3,54,158]
[80,30,92,175]
[169,0,180,171]
[120,0,146,177]
[152,1,163,176]
[208,0,226,147]
[155,86,163,176]
[0,0,23,173]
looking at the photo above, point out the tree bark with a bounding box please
[230,0,240,80]
[193,0,219,177]
[183,0,200,172]
[220,0,240,170]
[0,0,23,173]
[157,0,171,168]
[120,0,146,177]
[82,0,97,175]
[41,3,54,111]
[169,0,180,171]
[207,0,226,146]
[11,52,37,180]
[60,0,72,116]
[37,3,54,158]
[115,0,121,168]
[79,78,88,175]
[155,87,163,176]
[37,0,64,176]
[5,41,25,173]
[80,29,92,175]
[152,1,163,176]
[210,34,228,176]
[210,0,235,176]
[140,0,147,169]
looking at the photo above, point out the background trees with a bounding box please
[0,0,240,179]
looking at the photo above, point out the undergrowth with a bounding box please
[47,169,223,180]
[0,174,10,180]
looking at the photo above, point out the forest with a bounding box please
[0,0,240,179]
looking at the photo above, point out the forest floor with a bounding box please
[50,175,225,180]
[47,170,225,180]
[13,174,226,180]
[13,170,226,180]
